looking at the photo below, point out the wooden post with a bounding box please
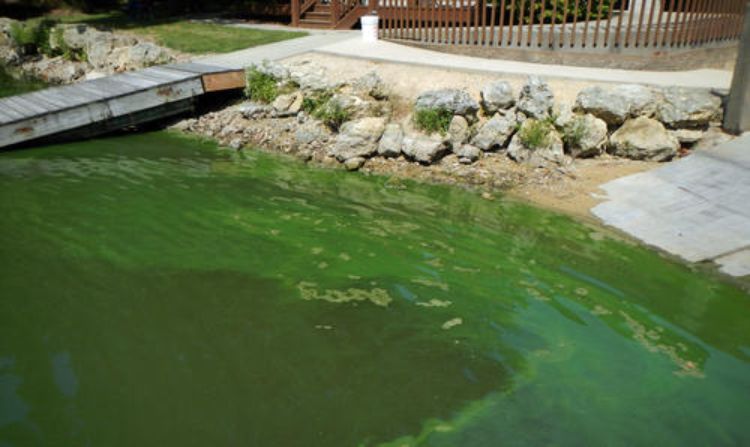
[724,0,750,133]
[291,0,300,27]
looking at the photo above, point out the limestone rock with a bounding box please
[453,144,481,164]
[344,157,366,171]
[402,135,449,164]
[471,113,516,151]
[328,93,374,119]
[127,42,172,69]
[481,81,515,114]
[448,115,470,147]
[289,61,339,91]
[564,114,608,158]
[240,102,273,119]
[553,103,575,128]
[330,117,387,161]
[517,76,554,120]
[253,60,289,81]
[272,92,304,117]
[507,120,565,167]
[378,123,404,157]
[415,89,479,118]
[657,87,722,128]
[670,129,705,144]
[353,71,388,99]
[609,116,680,161]
[575,84,658,126]
[295,121,331,146]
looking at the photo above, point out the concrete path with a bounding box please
[198,32,356,69]
[592,135,750,277]
[313,38,732,90]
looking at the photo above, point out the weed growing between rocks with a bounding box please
[413,108,453,135]
[518,119,553,149]
[313,100,351,131]
[563,116,588,148]
[245,67,279,104]
[9,19,54,56]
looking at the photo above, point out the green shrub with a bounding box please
[312,100,350,131]
[500,0,611,24]
[519,119,553,149]
[563,116,588,148]
[413,107,452,135]
[301,91,333,114]
[245,68,278,104]
[10,19,56,56]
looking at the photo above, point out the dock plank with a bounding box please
[107,78,203,117]
[164,62,237,75]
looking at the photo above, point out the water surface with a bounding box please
[0,131,748,446]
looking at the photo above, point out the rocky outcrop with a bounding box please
[657,87,722,128]
[330,117,387,161]
[471,114,516,151]
[575,85,658,126]
[353,71,388,100]
[609,117,679,161]
[415,89,479,118]
[517,76,554,120]
[272,92,304,117]
[480,81,515,114]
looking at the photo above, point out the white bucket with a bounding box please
[361,15,379,43]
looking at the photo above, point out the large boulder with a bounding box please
[517,76,554,120]
[507,120,565,167]
[415,89,479,118]
[470,113,516,151]
[378,123,404,157]
[481,81,515,114]
[402,135,449,164]
[126,42,172,69]
[330,117,387,161]
[656,87,722,128]
[575,84,658,126]
[564,114,608,158]
[609,116,680,161]
[328,93,376,120]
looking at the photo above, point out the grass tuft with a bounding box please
[519,119,553,149]
[245,67,278,104]
[413,108,453,135]
[563,116,589,148]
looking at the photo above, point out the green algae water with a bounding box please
[0,130,749,447]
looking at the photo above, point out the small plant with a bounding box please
[413,107,453,135]
[301,91,333,115]
[313,100,351,131]
[519,119,553,149]
[245,67,278,104]
[50,27,87,62]
[563,116,588,148]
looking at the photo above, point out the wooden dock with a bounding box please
[0,62,245,149]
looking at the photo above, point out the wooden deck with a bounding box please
[0,62,245,149]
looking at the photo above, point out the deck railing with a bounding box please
[367,0,746,50]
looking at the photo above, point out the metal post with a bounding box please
[724,0,750,133]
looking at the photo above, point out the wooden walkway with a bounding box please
[0,62,245,149]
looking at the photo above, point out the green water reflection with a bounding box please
[0,132,748,446]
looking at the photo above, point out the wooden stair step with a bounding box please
[304,12,332,20]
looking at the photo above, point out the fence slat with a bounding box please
[571,0,580,47]
[528,0,537,46]
[539,0,548,47]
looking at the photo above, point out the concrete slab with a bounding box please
[314,38,732,89]
[592,135,750,277]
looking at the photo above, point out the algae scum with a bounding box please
[0,132,748,446]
